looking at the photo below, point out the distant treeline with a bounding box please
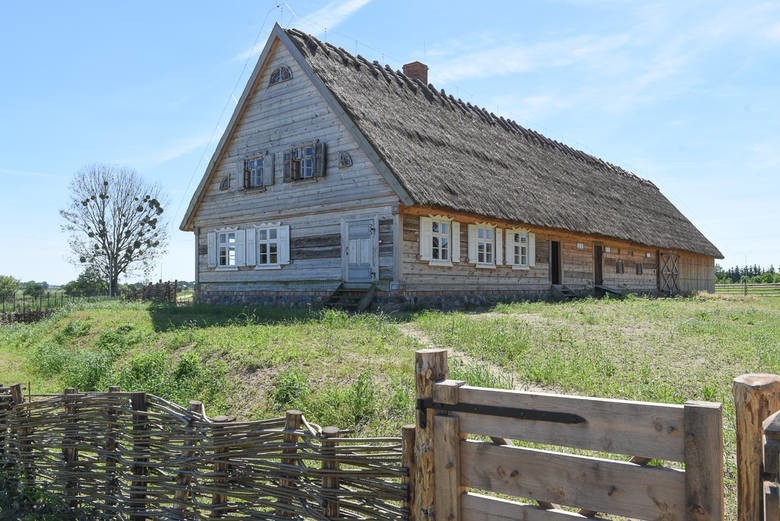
[715,264,780,284]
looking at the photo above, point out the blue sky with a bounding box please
[1,0,778,284]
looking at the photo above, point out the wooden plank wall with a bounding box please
[398,213,664,295]
[678,251,716,293]
[192,41,400,293]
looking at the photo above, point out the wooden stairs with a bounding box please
[551,284,577,301]
[595,285,626,298]
[325,283,376,313]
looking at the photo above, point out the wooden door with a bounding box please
[658,252,680,295]
[594,244,603,286]
[550,240,562,285]
[344,219,376,283]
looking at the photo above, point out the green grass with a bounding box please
[1,294,778,519]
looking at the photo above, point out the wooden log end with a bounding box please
[733,374,780,390]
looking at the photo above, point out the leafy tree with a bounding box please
[60,164,168,296]
[63,267,108,297]
[23,282,45,298]
[0,274,20,303]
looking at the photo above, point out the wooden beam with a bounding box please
[733,374,780,521]
[434,415,463,521]
[461,440,685,520]
[415,349,449,521]
[683,401,723,521]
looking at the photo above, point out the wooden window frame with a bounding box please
[284,141,325,182]
[616,259,625,274]
[476,225,495,266]
[269,65,293,85]
[431,219,451,262]
[251,224,290,270]
[419,216,460,267]
[244,156,265,190]
[218,231,237,269]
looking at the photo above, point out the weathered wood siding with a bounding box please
[190,40,399,299]
[398,210,667,298]
[677,251,715,293]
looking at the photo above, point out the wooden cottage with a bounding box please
[180,24,722,308]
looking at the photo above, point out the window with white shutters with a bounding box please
[207,228,247,270]
[419,216,460,266]
[468,224,500,268]
[505,229,536,269]
[251,224,291,270]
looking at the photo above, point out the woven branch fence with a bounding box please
[0,384,410,521]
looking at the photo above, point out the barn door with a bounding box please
[658,252,680,295]
[343,219,377,283]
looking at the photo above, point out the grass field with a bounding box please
[1,294,778,518]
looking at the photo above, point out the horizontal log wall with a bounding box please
[192,39,400,303]
[398,210,666,297]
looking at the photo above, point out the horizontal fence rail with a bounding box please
[0,385,409,521]
[714,283,780,297]
[414,349,724,521]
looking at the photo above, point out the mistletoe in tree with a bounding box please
[60,164,168,296]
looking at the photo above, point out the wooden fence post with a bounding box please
[105,386,121,513]
[174,400,204,519]
[733,374,780,521]
[402,424,416,521]
[130,392,149,521]
[10,383,33,490]
[278,409,303,517]
[414,349,449,521]
[211,414,235,518]
[321,426,340,519]
[63,388,80,512]
[764,411,780,521]
[683,401,723,521]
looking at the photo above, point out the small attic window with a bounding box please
[269,65,293,85]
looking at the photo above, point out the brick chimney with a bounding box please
[402,61,428,84]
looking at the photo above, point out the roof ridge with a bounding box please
[284,27,657,188]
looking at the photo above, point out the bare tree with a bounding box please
[60,164,168,296]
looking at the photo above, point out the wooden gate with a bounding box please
[659,252,680,295]
[414,349,724,521]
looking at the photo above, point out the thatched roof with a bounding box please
[285,29,722,258]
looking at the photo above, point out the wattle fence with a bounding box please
[0,385,409,520]
[4,353,780,520]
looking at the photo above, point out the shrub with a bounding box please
[273,369,310,408]
[29,342,69,377]
[63,350,113,391]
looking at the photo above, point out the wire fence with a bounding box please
[0,385,409,521]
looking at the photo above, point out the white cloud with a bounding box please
[0,167,59,179]
[149,135,213,164]
[296,0,372,36]
[429,33,630,84]
[234,0,372,61]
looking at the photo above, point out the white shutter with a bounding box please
[246,228,256,266]
[467,224,477,263]
[451,221,460,262]
[419,217,433,261]
[278,225,291,265]
[529,232,536,267]
[495,228,503,265]
[235,229,246,267]
[506,231,514,266]
[207,231,217,268]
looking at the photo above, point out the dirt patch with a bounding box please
[396,323,549,393]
